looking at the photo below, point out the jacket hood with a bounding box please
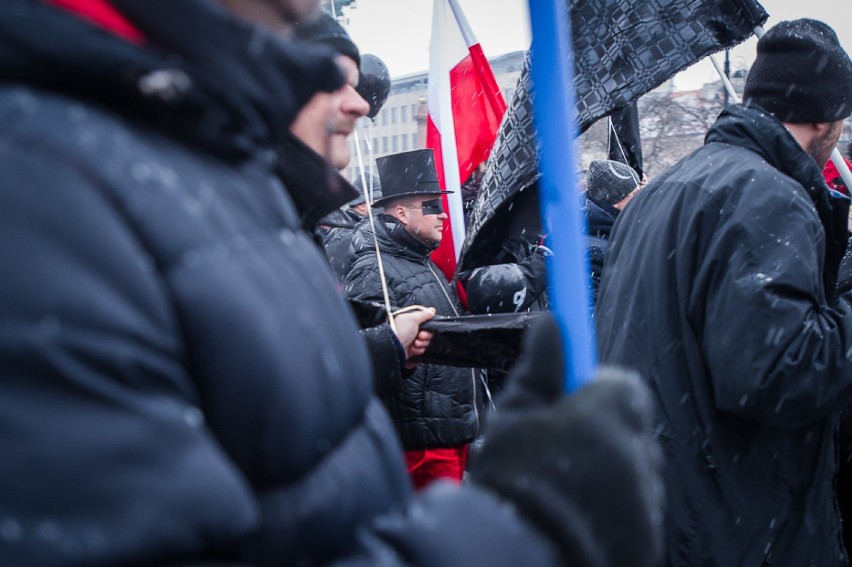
[707,102,850,299]
[583,194,619,238]
[0,0,344,157]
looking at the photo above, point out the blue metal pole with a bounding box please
[527,0,596,392]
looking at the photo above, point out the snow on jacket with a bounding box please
[597,103,852,566]
[323,207,364,280]
[0,2,558,565]
[345,214,485,450]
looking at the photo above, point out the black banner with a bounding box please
[459,0,768,272]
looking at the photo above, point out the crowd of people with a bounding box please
[1,1,852,566]
[0,1,660,566]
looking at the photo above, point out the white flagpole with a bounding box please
[430,0,467,260]
[354,128,397,332]
[447,0,476,47]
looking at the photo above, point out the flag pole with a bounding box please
[526,0,596,392]
[431,0,466,262]
[354,128,397,333]
[446,0,475,47]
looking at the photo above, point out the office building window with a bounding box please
[402,134,409,151]
[392,135,398,152]
[391,107,397,124]
[411,133,417,149]
[381,109,387,126]
[382,136,388,153]
[401,105,408,122]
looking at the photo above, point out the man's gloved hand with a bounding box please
[469,315,664,567]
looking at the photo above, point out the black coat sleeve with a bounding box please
[463,247,549,314]
[360,324,405,397]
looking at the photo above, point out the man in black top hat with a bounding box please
[597,18,852,565]
[345,149,485,489]
[0,1,669,566]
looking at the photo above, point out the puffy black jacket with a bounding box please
[345,214,485,449]
[597,103,852,566]
[0,2,559,566]
[323,208,364,279]
[461,239,549,315]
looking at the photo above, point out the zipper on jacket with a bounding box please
[426,263,480,431]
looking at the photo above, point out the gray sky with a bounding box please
[342,0,852,90]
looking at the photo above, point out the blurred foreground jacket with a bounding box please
[0,1,560,565]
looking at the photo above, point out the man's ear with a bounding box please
[391,203,409,225]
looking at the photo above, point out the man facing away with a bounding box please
[345,149,484,489]
[597,19,852,565]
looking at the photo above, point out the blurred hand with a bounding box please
[469,314,664,567]
[392,307,435,367]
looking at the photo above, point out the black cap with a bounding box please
[374,149,451,206]
[586,160,640,206]
[293,12,360,68]
[744,19,852,123]
[350,172,383,206]
[357,54,391,119]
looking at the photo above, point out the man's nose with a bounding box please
[345,86,370,118]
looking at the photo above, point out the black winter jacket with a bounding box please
[597,103,852,566]
[582,194,619,308]
[323,208,363,279]
[345,214,485,449]
[0,2,558,566]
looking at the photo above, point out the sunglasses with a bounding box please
[405,198,445,215]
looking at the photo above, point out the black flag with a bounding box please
[459,0,768,273]
[608,102,643,178]
[572,0,767,131]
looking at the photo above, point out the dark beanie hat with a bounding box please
[586,160,640,206]
[743,19,852,123]
[293,12,360,68]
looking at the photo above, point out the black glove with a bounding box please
[469,314,664,567]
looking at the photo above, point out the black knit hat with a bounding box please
[293,12,360,68]
[374,149,451,206]
[350,172,383,206]
[586,160,640,206]
[743,19,852,123]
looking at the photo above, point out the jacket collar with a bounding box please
[362,214,436,263]
[275,132,359,231]
[708,103,850,298]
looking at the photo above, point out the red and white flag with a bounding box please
[426,0,507,288]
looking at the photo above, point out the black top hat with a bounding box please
[374,149,452,206]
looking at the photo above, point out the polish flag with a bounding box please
[426,0,507,290]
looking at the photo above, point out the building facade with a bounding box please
[345,51,526,183]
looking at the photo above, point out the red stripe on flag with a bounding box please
[46,0,145,44]
[448,45,507,183]
[426,115,468,306]
[428,45,507,298]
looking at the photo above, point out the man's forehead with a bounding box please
[335,55,360,86]
[277,0,322,24]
